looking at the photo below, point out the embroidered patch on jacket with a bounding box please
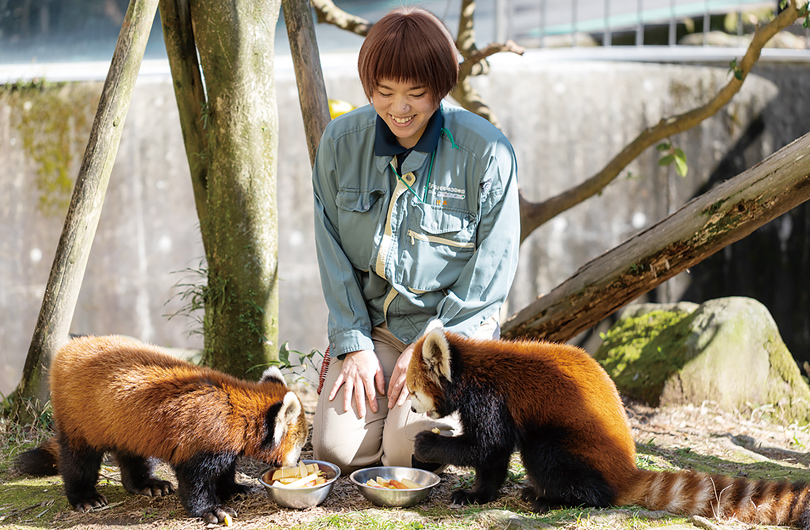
[429,184,465,203]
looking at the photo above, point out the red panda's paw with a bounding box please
[202,505,236,526]
[450,488,494,507]
[520,486,552,513]
[131,478,175,497]
[73,492,108,512]
[413,430,443,462]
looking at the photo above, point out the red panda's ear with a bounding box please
[260,365,287,386]
[273,391,302,443]
[422,327,452,383]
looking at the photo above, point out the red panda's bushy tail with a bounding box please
[15,437,60,476]
[618,468,810,528]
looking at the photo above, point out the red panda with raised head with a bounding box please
[16,335,308,524]
[406,322,810,528]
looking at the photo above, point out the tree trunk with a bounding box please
[13,0,160,420]
[282,0,330,166]
[188,0,281,379]
[502,132,810,342]
[159,0,210,252]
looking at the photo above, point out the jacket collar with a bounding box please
[374,106,443,161]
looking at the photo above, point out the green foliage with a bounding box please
[271,343,325,388]
[0,398,53,466]
[656,140,688,177]
[728,58,744,81]
[165,258,207,338]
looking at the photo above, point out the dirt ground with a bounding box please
[5,397,810,530]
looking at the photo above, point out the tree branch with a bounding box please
[459,40,525,79]
[309,0,523,129]
[518,1,806,243]
[310,0,371,36]
[503,131,810,341]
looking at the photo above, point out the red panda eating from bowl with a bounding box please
[406,321,810,528]
[16,335,308,524]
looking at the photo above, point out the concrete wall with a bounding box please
[2,52,808,396]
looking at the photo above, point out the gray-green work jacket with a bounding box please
[312,103,520,358]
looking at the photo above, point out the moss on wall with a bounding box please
[2,80,99,217]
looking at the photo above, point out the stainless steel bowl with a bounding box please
[259,459,340,509]
[349,466,440,508]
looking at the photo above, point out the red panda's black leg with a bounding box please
[414,429,512,505]
[173,452,241,524]
[519,430,616,511]
[215,459,252,500]
[453,450,511,506]
[57,437,107,512]
[115,452,175,497]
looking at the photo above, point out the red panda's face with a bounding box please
[408,386,441,419]
[256,366,308,467]
[407,326,451,420]
[273,392,308,467]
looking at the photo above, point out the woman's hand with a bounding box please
[329,349,385,417]
[388,343,414,409]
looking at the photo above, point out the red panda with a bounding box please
[16,335,308,524]
[406,322,810,529]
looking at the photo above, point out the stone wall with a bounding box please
[1,52,808,395]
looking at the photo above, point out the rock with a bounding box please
[595,297,810,423]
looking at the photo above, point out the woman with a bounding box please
[311,6,520,474]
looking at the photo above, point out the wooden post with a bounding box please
[14,0,161,416]
[159,0,210,248]
[282,0,331,165]
[502,132,810,343]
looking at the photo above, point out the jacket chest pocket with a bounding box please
[401,204,477,291]
[336,189,386,271]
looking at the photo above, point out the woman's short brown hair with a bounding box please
[358,7,458,105]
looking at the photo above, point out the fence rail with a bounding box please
[494,0,806,49]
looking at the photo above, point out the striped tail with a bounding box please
[618,468,810,529]
[15,437,60,476]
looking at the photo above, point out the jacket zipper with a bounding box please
[407,229,475,249]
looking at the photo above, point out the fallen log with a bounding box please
[502,132,810,342]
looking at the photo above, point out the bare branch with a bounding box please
[503,131,810,341]
[450,77,501,129]
[518,1,806,243]
[451,0,524,128]
[310,0,371,36]
[456,0,477,58]
[460,40,525,79]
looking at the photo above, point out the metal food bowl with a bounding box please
[259,459,340,509]
[349,466,440,508]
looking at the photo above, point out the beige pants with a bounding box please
[312,316,499,475]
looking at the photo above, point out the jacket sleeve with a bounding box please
[312,131,375,357]
[434,138,520,337]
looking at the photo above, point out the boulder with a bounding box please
[595,297,810,423]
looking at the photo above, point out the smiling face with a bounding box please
[372,79,440,149]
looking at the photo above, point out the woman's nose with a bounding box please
[393,96,409,113]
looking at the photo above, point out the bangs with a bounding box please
[358,7,458,103]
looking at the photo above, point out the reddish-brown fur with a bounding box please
[17,335,308,523]
[49,335,306,466]
[407,328,810,528]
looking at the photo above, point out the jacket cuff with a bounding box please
[328,329,374,359]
